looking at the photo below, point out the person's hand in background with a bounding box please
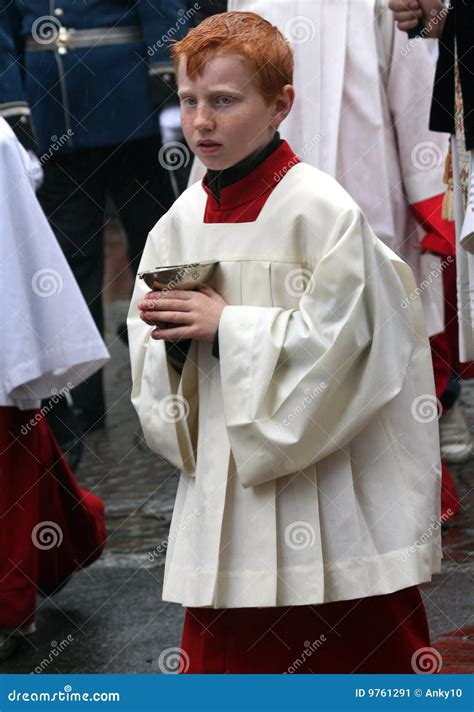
[388,0,447,38]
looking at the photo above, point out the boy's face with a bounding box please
[177,54,293,170]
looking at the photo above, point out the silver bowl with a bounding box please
[138,261,218,291]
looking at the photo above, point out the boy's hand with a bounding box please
[388,0,446,38]
[138,285,227,344]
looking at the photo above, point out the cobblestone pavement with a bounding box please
[2,235,473,673]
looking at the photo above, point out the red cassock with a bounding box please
[413,194,474,383]
[177,145,433,674]
[181,587,429,674]
[412,195,474,519]
[0,407,106,629]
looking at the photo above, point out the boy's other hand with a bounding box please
[138,285,227,344]
[388,0,446,38]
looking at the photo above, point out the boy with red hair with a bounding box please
[128,12,441,673]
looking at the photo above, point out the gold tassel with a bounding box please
[442,147,455,222]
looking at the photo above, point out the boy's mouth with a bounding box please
[197,140,222,153]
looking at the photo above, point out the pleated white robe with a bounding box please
[128,161,442,608]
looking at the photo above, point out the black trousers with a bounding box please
[38,134,175,427]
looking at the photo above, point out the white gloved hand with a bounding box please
[25,150,44,191]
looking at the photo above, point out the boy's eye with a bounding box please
[180,97,197,107]
[215,96,233,106]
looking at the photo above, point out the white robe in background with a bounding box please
[189,0,449,337]
[0,119,109,409]
[128,162,442,608]
[453,141,474,361]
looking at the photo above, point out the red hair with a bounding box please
[171,12,294,104]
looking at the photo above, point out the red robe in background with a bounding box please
[412,197,473,518]
[0,407,106,630]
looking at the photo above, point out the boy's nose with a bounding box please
[193,105,215,131]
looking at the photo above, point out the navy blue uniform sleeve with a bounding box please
[0,1,36,150]
[136,0,190,109]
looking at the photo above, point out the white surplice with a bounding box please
[128,162,442,608]
[0,119,109,409]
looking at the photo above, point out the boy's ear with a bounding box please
[271,85,295,129]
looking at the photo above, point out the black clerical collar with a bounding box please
[204,132,281,203]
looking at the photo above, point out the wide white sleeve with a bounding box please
[127,220,198,476]
[218,208,419,488]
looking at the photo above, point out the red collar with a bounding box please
[201,140,300,223]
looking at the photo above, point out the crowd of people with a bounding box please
[0,0,472,673]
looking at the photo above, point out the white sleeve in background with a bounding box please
[382,14,447,203]
[0,119,109,409]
